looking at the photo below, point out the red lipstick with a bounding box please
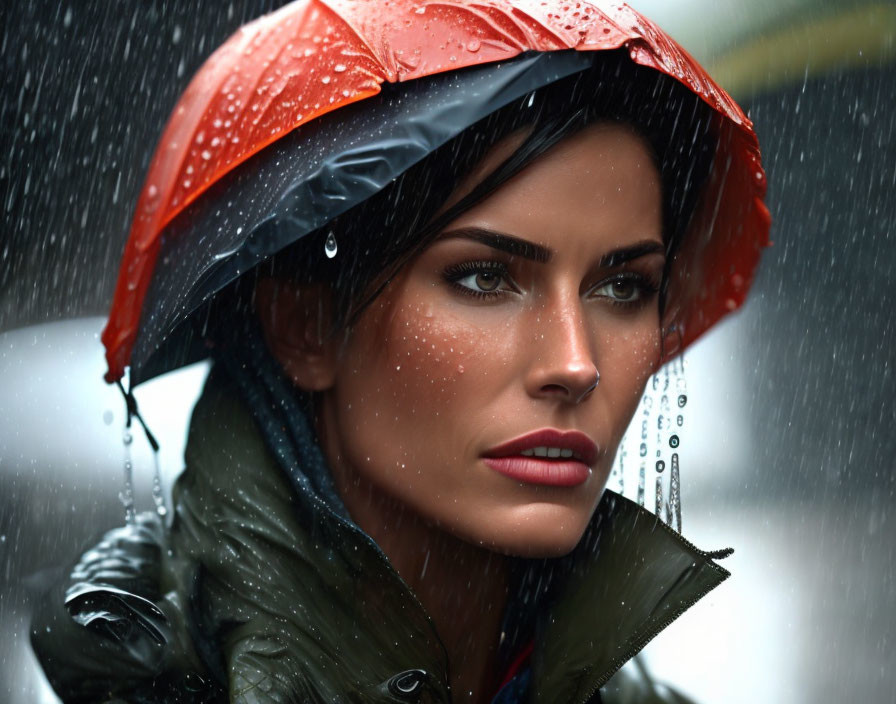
[481,429,599,487]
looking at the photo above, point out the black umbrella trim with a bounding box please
[131,51,595,385]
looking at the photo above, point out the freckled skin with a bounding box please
[315,123,665,557]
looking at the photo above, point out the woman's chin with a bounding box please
[457,502,596,558]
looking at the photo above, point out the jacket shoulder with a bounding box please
[30,512,219,703]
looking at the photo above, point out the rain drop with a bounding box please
[466,39,481,52]
[669,453,681,533]
[121,429,135,525]
[152,452,168,518]
[637,462,645,507]
[324,231,338,258]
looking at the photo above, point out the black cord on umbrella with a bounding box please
[115,379,160,452]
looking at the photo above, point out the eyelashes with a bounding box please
[443,260,516,299]
[442,259,661,307]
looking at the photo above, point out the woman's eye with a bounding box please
[444,261,514,297]
[591,275,657,305]
[458,271,503,292]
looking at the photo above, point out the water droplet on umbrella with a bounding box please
[325,231,338,258]
[334,63,346,72]
[466,39,481,52]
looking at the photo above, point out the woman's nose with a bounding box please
[525,299,600,405]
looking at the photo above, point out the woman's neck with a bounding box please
[332,471,511,703]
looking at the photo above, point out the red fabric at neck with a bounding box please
[496,639,534,693]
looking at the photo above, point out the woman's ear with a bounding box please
[659,322,683,366]
[255,278,340,391]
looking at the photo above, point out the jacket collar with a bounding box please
[530,492,731,703]
[182,366,731,702]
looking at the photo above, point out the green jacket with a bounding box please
[32,371,732,703]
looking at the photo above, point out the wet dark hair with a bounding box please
[219,50,716,338]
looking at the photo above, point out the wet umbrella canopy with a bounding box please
[101,0,770,387]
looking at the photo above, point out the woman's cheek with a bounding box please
[597,319,662,431]
[336,298,490,429]
[380,300,514,408]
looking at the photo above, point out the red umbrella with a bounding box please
[102,0,770,384]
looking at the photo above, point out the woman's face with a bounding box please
[310,123,665,557]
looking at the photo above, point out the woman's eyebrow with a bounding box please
[599,241,665,268]
[438,227,552,263]
[437,228,665,267]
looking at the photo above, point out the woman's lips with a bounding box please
[482,456,592,487]
[481,429,599,487]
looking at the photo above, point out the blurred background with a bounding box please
[1,1,894,702]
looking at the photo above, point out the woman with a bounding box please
[32,2,770,702]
